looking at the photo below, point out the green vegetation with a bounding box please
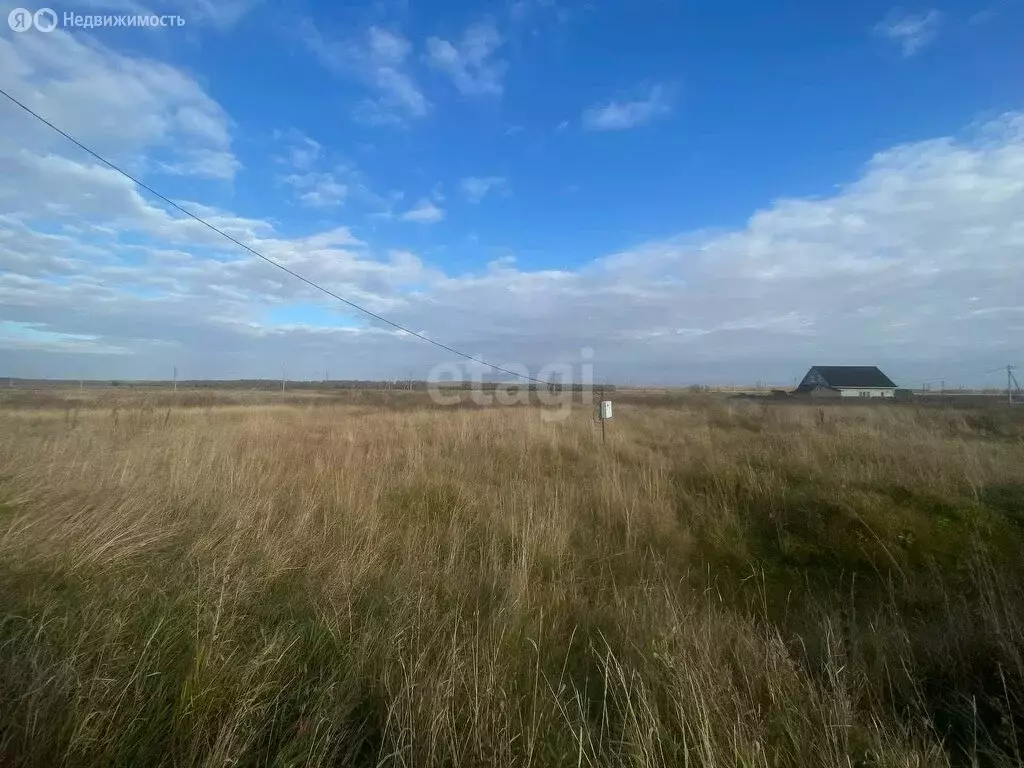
[0,393,1022,766]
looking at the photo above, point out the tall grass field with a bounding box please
[1,390,1023,767]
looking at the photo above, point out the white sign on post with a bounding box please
[600,401,613,420]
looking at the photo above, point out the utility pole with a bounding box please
[282,368,287,393]
[173,365,178,392]
[1009,365,1020,405]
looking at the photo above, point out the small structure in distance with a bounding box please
[794,366,898,399]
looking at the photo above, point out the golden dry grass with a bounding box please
[0,393,1023,767]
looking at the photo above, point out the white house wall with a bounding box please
[838,389,895,398]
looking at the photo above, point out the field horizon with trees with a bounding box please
[1,389,1023,767]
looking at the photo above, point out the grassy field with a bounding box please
[1,390,1023,767]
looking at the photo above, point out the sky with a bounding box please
[0,0,1022,387]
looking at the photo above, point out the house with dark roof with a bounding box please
[794,366,898,399]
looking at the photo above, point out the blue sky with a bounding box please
[1,0,1022,385]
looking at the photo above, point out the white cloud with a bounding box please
[0,29,238,179]
[184,0,261,27]
[426,22,506,96]
[460,176,509,203]
[281,133,322,171]
[78,0,261,27]
[7,111,1024,382]
[874,9,943,57]
[507,0,571,36]
[582,85,673,131]
[0,321,131,355]
[273,132,343,206]
[271,131,392,211]
[2,30,1023,385]
[158,149,242,180]
[282,172,348,207]
[301,23,428,124]
[400,198,445,223]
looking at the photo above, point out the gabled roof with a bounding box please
[810,366,897,388]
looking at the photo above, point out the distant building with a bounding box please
[794,366,898,399]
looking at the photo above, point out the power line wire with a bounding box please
[917,364,1020,386]
[0,87,552,386]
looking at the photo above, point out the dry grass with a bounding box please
[1,393,1023,767]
